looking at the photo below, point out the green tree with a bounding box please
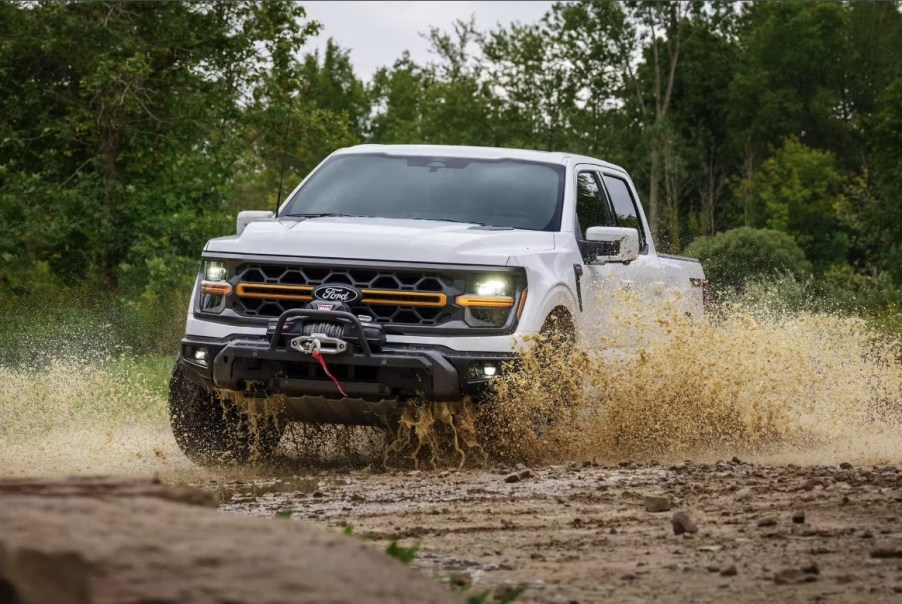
[0,1,321,292]
[684,227,812,291]
[734,138,848,271]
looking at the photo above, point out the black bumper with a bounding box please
[178,335,517,403]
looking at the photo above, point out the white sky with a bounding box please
[301,1,554,81]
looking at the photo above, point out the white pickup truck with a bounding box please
[170,144,706,464]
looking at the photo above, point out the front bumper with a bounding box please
[178,332,518,405]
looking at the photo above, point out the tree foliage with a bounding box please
[684,227,812,291]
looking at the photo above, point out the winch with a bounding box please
[265,300,386,355]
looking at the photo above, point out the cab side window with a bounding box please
[575,171,614,238]
[602,175,647,252]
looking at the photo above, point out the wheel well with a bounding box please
[540,307,575,338]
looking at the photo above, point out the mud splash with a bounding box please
[486,295,901,465]
[0,356,194,478]
[392,292,902,468]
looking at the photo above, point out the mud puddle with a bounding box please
[215,460,902,603]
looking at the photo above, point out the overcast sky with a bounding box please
[301,1,554,81]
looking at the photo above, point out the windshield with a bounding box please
[282,153,565,231]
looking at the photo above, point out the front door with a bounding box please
[573,166,663,344]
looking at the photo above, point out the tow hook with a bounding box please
[289,334,348,355]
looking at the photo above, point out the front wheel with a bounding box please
[168,360,284,466]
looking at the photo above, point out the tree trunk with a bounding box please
[648,140,661,241]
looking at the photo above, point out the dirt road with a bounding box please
[212,460,902,603]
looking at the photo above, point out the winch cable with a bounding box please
[312,347,349,398]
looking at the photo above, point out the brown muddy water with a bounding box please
[1,300,901,602]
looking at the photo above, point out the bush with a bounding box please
[684,227,812,291]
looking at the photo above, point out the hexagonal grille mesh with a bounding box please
[231,263,459,326]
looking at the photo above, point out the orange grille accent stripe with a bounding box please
[360,290,447,307]
[456,295,515,309]
[235,283,313,301]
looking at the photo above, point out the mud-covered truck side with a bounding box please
[170,145,706,465]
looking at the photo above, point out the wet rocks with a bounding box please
[671,511,698,535]
[504,467,532,483]
[720,565,738,577]
[870,545,902,559]
[644,495,672,513]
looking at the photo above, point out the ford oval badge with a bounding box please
[313,285,360,303]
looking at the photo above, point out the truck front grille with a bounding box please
[230,263,460,326]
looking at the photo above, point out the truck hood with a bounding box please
[204,216,555,265]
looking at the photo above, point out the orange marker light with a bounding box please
[201,281,232,296]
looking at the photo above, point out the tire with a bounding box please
[168,359,284,466]
[531,310,581,431]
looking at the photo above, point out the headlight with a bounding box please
[204,261,228,282]
[458,275,517,327]
[199,261,231,313]
[475,278,510,297]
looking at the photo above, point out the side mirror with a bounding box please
[236,210,274,235]
[584,226,640,264]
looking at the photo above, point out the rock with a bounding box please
[0,477,459,604]
[644,495,672,513]
[731,456,743,465]
[671,511,698,535]
[757,517,778,527]
[839,462,853,469]
[705,564,720,572]
[791,510,806,524]
[871,546,902,559]
[801,562,819,575]
[734,487,753,502]
[774,569,817,585]
[720,565,738,577]
[504,469,531,483]
[715,462,731,472]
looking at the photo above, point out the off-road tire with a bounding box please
[168,360,284,466]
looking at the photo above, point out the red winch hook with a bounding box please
[311,348,349,398]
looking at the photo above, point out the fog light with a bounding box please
[483,365,497,378]
[193,347,208,366]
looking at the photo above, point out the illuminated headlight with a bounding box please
[474,278,510,297]
[204,261,228,282]
[459,275,516,328]
[199,261,231,313]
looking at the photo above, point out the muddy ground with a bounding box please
[210,460,902,603]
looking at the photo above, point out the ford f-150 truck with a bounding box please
[170,145,706,465]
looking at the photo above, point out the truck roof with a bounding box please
[334,144,627,174]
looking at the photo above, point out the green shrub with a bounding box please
[684,227,812,291]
